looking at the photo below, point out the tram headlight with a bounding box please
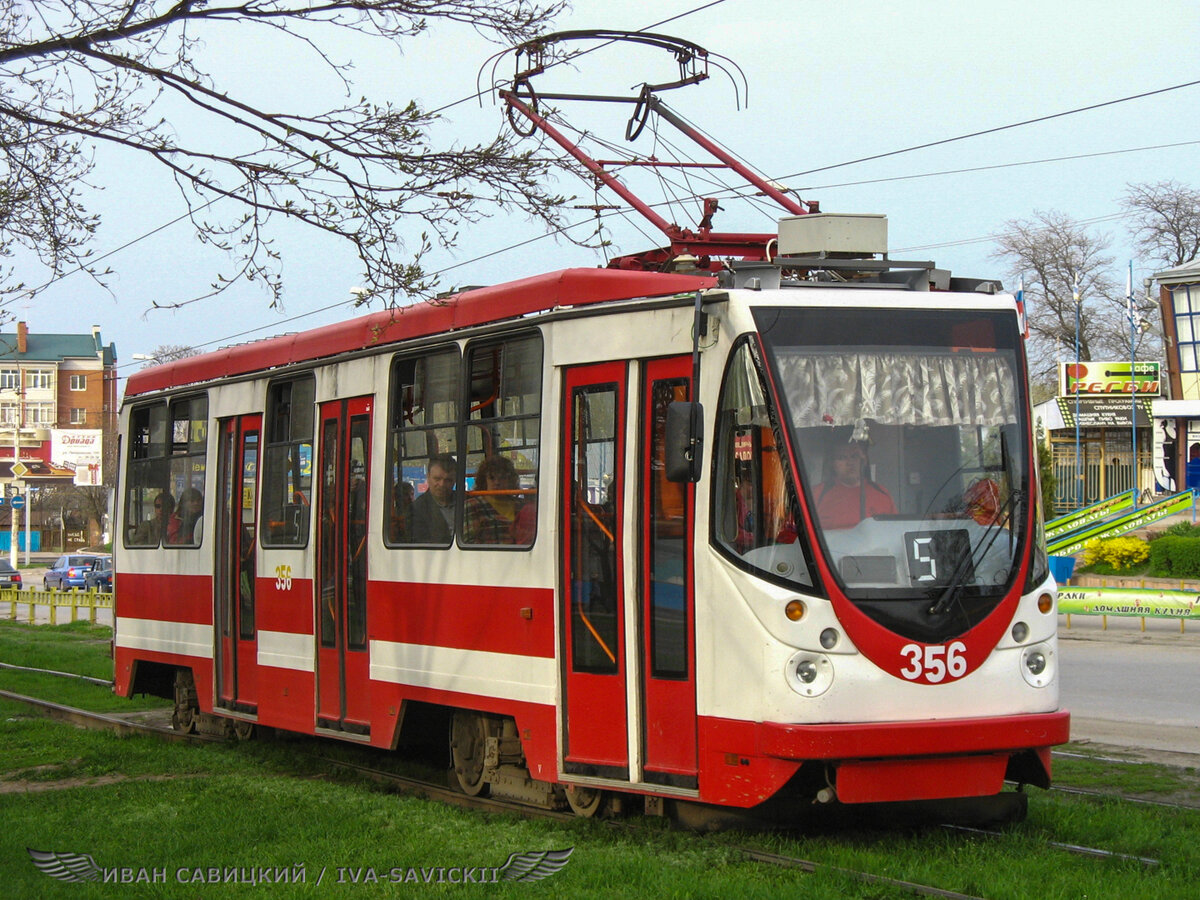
[1011,621,1029,643]
[785,651,834,697]
[1020,642,1055,688]
[819,628,839,649]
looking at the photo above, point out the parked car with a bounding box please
[43,555,107,590]
[0,560,21,588]
[83,556,113,593]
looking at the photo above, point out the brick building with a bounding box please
[0,322,118,548]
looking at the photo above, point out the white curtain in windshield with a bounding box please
[777,352,1019,428]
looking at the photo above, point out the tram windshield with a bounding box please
[754,306,1030,640]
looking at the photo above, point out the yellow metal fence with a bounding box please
[0,587,113,625]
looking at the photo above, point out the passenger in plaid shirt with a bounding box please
[464,455,531,545]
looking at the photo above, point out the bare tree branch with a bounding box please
[0,0,571,310]
[1122,180,1200,269]
[991,210,1160,390]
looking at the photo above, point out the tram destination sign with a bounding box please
[1056,396,1154,428]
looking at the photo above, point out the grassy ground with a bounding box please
[2,622,1199,898]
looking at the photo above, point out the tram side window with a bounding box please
[261,376,315,546]
[124,396,209,548]
[713,341,813,587]
[385,348,460,546]
[462,334,541,548]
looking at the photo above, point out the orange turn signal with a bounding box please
[785,599,806,622]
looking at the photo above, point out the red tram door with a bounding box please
[216,415,261,713]
[315,397,373,734]
[562,362,629,777]
[639,357,698,787]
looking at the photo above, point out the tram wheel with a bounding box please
[171,670,199,734]
[564,784,606,818]
[231,720,255,742]
[450,712,490,797]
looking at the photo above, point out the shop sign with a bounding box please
[1056,396,1154,428]
[1059,361,1160,397]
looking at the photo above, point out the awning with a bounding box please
[1151,399,1200,418]
[1056,397,1154,428]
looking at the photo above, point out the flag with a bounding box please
[1015,275,1028,338]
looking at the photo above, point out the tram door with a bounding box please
[639,357,698,786]
[562,362,629,777]
[315,397,373,734]
[215,415,261,713]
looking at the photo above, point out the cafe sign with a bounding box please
[1059,361,1160,397]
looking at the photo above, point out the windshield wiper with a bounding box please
[927,489,1025,617]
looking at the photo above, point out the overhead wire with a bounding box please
[20,0,733,306]
[23,1,1200,358]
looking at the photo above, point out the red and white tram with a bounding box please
[113,242,1068,822]
[113,32,1068,822]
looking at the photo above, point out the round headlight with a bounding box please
[1020,643,1054,688]
[819,628,839,650]
[785,651,834,697]
[1011,622,1029,643]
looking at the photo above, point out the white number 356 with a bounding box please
[899,641,967,683]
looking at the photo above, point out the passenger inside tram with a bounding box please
[408,453,456,544]
[463,455,534,545]
[131,491,176,545]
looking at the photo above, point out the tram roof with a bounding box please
[125,267,716,398]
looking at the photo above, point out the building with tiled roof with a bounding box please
[0,322,118,550]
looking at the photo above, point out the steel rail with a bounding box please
[0,688,1183,896]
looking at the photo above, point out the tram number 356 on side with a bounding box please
[899,641,967,683]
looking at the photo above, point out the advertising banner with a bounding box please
[1059,361,1161,397]
[49,429,103,485]
[1058,587,1200,619]
[1045,489,1136,541]
[1047,490,1194,556]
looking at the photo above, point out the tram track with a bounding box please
[0,687,1175,899]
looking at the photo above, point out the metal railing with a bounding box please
[0,587,113,625]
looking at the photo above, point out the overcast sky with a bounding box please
[16,0,1200,384]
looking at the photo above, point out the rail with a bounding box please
[0,587,113,625]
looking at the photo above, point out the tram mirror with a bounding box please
[665,401,704,483]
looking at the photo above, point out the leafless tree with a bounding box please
[991,210,1159,389]
[148,343,200,363]
[1122,180,1200,269]
[0,0,568,311]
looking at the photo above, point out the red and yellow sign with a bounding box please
[1058,361,1160,397]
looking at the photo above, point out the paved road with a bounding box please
[1059,615,1200,762]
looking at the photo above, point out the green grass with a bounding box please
[0,619,115,680]
[2,622,1200,898]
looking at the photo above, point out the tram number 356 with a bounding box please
[899,641,967,683]
[274,565,294,591]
